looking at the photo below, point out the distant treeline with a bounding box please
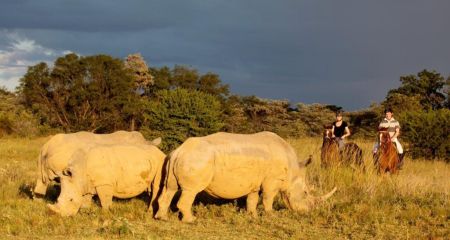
[0,53,448,160]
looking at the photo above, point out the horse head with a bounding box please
[323,125,333,139]
[378,127,392,150]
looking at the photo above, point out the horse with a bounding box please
[321,125,363,168]
[374,127,399,174]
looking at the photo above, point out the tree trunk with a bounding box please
[130,117,135,131]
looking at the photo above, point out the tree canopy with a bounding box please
[386,69,447,110]
[18,53,139,132]
[148,65,229,100]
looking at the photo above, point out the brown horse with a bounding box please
[321,126,363,168]
[374,128,399,174]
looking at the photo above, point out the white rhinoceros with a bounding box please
[47,143,166,216]
[155,131,336,222]
[34,130,161,198]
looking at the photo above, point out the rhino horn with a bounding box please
[319,186,337,201]
[47,203,61,214]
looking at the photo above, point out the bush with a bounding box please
[221,96,309,138]
[142,88,224,152]
[296,103,336,136]
[400,109,450,161]
[0,88,41,137]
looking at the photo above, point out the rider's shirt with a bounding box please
[379,117,400,138]
[333,121,348,138]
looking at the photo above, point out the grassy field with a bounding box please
[0,136,448,239]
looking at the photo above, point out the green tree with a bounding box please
[400,109,450,161]
[222,95,308,138]
[147,65,229,100]
[387,69,447,110]
[197,73,230,101]
[347,103,383,138]
[142,88,224,152]
[296,103,336,136]
[445,76,450,108]
[148,66,172,95]
[383,93,423,115]
[0,86,41,137]
[18,53,138,132]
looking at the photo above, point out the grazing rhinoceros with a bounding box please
[47,143,166,216]
[155,131,337,222]
[33,131,161,198]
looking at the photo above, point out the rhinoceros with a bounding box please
[47,143,166,216]
[33,130,161,198]
[155,131,336,222]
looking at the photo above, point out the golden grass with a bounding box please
[0,137,448,239]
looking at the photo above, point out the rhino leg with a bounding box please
[177,190,198,223]
[155,167,179,220]
[155,187,177,220]
[262,180,281,213]
[33,178,48,198]
[262,190,277,212]
[81,194,93,209]
[96,185,113,210]
[246,191,259,217]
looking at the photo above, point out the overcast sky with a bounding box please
[1,0,449,110]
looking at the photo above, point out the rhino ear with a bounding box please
[150,137,162,146]
[298,155,312,168]
[62,168,72,177]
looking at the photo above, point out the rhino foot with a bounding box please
[154,212,168,221]
[248,210,258,218]
[181,215,197,223]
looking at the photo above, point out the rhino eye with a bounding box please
[63,168,72,177]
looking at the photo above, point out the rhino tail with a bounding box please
[150,149,179,213]
[150,155,164,206]
[162,148,181,191]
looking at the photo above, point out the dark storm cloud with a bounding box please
[1,0,449,109]
[0,0,193,32]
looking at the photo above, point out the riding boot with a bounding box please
[398,153,404,169]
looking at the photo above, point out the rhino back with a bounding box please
[43,131,147,176]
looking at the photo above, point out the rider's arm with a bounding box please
[342,127,351,139]
[391,127,400,139]
[331,125,336,137]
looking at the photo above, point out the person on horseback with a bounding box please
[331,110,351,150]
[375,108,405,167]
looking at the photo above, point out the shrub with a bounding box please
[0,88,41,137]
[400,109,450,161]
[296,103,336,136]
[142,88,224,152]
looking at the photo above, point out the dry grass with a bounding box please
[0,136,448,239]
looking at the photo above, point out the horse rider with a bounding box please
[374,108,405,167]
[331,110,351,150]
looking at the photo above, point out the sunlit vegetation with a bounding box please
[0,137,448,239]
